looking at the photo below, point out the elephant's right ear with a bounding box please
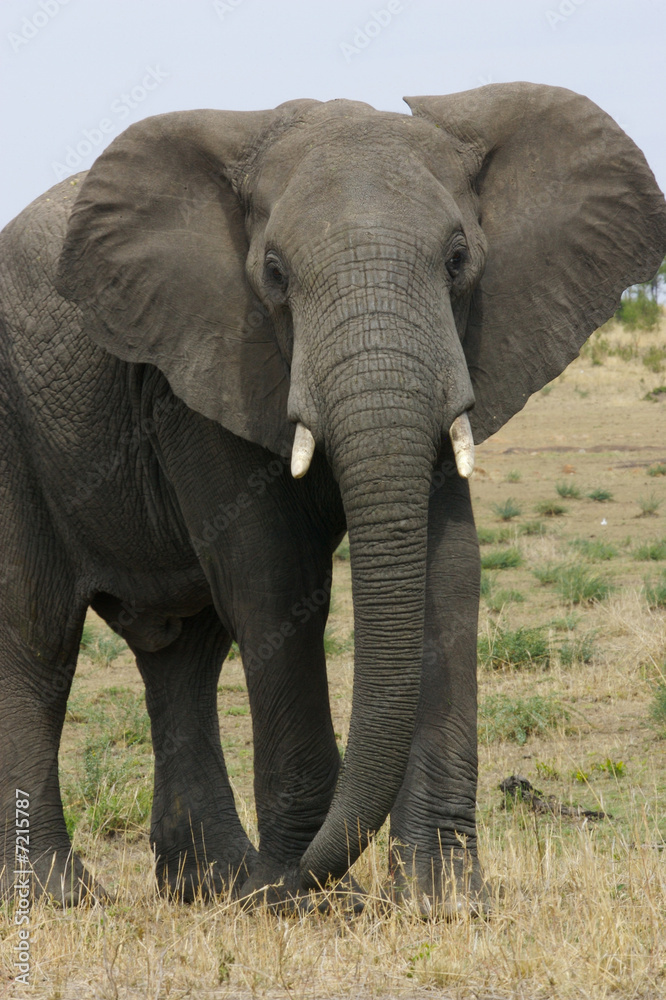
[56,108,310,457]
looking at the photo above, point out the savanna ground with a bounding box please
[2,318,666,999]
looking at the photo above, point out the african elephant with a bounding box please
[1,83,665,912]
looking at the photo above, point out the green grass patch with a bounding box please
[633,540,666,561]
[556,481,581,499]
[79,623,127,668]
[645,572,666,608]
[643,345,666,373]
[533,563,561,586]
[486,589,525,613]
[535,500,568,517]
[492,498,522,521]
[568,538,618,561]
[324,629,353,657]
[638,493,663,517]
[506,470,522,483]
[478,694,569,745]
[647,463,666,477]
[480,547,523,571]
[477,527,498,545]
[555,564,613,605]
[644,385,666,402]
[480,570,495,597]
[518,520,547,537]
[558,633,596,665]
[478,625,549,671]
[587,487,613,502]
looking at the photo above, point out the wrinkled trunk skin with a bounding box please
[287,260,473,887]
[299,399,436,886]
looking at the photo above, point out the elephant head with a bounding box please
[55,84,666,890]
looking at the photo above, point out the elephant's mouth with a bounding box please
[290,412,474,481]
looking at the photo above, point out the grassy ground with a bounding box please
[2,319,666,998]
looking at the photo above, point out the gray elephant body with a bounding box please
[1,85,665,908]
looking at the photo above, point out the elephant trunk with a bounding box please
[295,351,447,887]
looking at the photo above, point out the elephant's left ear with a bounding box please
[56,106,318,458]
[406,83,666,443]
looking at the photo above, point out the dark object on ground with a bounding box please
[499,775,611,820]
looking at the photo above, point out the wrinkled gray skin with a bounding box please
[1,84,665,912]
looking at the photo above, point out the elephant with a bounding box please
[1,82,665,913]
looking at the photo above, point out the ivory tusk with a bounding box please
[449,412,475,479]
[291,422,315,479]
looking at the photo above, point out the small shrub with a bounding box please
[225,705,249,716]
[569,538,618,561]
[479,694,569,745]
[555,565,612,605]
[492,498,522,521]
[633,540,666,561]
[645,572,666,608]
[80,625,127,668]
[616,291,660,331]
[535,500,567,516]
[594,758,626,778]
[480,570,495,597]
[580,331,610,366]
[506,470,522,483]
[477,527,498,545]
[64,737,153,838]
[638,493,663,517]
[609,343,637,362]
[533,563,561,586]
[486,588,525,613]
[647,463,666,477]
[644,386,666,402]
[556,481,581,499]
[481,547,522,571]
[535,761,560,780]
[643,346,666,373]
[587,488,613,502]
[478,625,549,670]
[519,520,547,537]
[558,633,595,665]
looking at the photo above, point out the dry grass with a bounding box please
[2,318,666,998]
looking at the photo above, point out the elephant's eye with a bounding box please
[445,246,467,280]
[265,252,288,292]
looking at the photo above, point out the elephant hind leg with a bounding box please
[0,566,101,904]
[131,605,257,901]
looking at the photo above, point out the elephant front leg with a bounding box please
[389,445,486,917]
[235,579,341,894]
[131,605,257,900]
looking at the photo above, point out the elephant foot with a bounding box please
[238,861,366,916]
[155,844,258,903]
[389,847,490,920]
[1,848,108,907]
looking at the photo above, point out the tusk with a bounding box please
[291,422,315,479]
[449,412,475,479]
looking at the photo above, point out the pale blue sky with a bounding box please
[1,0,664,229]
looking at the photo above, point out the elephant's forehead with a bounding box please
[254,111,469,217]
